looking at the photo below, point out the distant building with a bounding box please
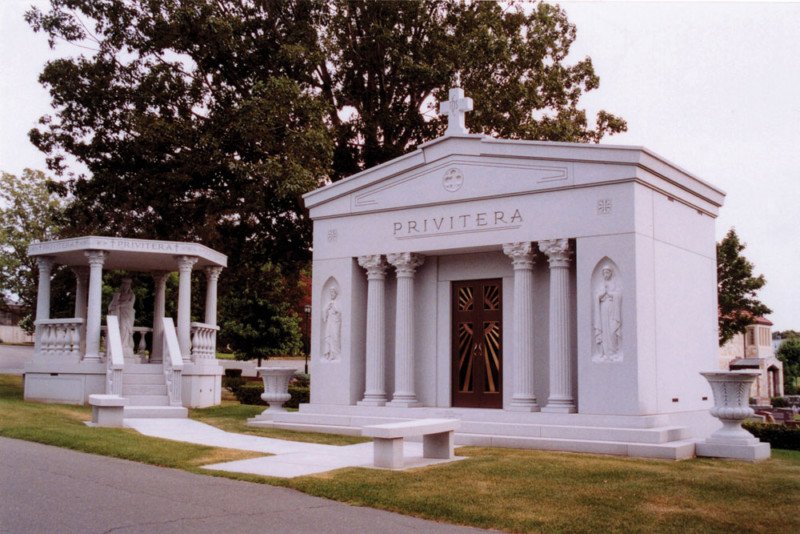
[719,316,783,402]
[0,300,33,344]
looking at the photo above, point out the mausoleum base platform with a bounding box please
[250,404,717,460]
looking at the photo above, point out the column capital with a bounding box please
[176,255,199,272]
[36,255,55,273]
[84,250,108,266]
[357,255,387,279]
[538,239,571,268]
[70,265,89,278]
[204,265,224,281]
[387,252,425,277]
[503,242,535,269]
[151,270,170,284]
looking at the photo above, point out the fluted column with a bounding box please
[34,256,54,349]
[204,266,223,325]
[503,242,539,412]
[176,256,198,361]
[386,252,425,407]
[357,255,388,406]
[540,239,576,413]
[71,266,89,320]
[84,251,108,361]
[150,271,170,363]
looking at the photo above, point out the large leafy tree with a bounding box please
[776,338,800,395]
[317,0,627,178]
[717,228,772,346]
[0,170,72,330]
[26,0,625,356]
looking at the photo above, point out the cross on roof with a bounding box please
[439,87,473,136]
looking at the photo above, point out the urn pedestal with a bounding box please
[246,367,296,426]
[695,371,770,461]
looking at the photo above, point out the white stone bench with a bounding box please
[88,394,128,428]
[362,418,460,469]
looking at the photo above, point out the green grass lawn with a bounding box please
[2,373,799,533]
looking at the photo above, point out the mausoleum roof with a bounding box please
[303,133,726,217]
[28,236,227,271]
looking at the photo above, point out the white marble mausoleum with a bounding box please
[265,89,728,459]
[24,236,227,416]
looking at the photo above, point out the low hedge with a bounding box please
[231,382,310,409]
[743,422,800,450]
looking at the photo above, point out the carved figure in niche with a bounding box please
[108,278,136,359]
[322,287,342,361]
[593,265,622,362]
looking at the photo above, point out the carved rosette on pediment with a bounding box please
[538,239,571,268]
[357,254,388,280]
[591,258,623,363]
[386,252,425,277]
[503,242,535,270]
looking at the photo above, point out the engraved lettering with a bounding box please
[494,211,506,224]
[476,213,487,226]
[433,218,445,230]
[393,222,402,235]
[408,221,419,233]
[510,209,523,223]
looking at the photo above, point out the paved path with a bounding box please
[0,437,490,534]
[125,418,464,478]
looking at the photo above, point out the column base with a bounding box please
[696,441,770,461]
[386,398,422,408]
[542,400,576,414]
[358,395,388,407]
[507,399,540,412]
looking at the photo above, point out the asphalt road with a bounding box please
[0,438,491,534]
[0,344,32,375]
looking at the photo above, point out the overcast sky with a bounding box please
[1,1,798,329]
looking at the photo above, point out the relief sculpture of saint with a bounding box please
[322,287,342,361]
[593,265,622,362]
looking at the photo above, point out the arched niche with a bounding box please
[591,258,623,363]
[320,277,343,362]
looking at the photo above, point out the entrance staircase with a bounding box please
[121,363,187,418]
[262,405,700,460]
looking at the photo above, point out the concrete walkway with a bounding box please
[0,437,490,534]
[125,418,464,478]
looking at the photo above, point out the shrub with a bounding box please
[224,368,242,378]
[743,422,800,450]
[771,397,788,408]
[222,375,246,394]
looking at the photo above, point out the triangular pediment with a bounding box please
[350,155,572,212]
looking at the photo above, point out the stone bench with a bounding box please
[362,418,460,469]
[88,394,128,428]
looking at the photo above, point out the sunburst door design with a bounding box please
[452,279,502,408]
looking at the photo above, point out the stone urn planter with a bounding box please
[256,366,296,413]
[696,371,770,461]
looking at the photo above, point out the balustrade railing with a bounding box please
[105,315,125,395]
[100,325,153,361]
[162,317,184,406]
[190,322,219,361]
[35,318,84,359]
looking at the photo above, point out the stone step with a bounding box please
[124,395,169,406]
[270,412,688,445]
[122,384,167,396]
[123,373,165,385]
[124,364,164,374]
[267,421,365,436]
[124,405,188,419]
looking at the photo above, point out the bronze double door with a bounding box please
[451,279,503,408]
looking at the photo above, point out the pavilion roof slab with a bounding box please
[28,236,227,272]
[303,134,726,215]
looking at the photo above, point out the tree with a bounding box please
[26,0,626,355]
[776,338,800,395]
[717,228,772,346]
[316,0,627,179]
[0,169,70,330]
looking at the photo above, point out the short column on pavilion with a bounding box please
[386,252,424,407]
[150,271,170,363]
[503,242,539,412]
[176,255,198,362]
[540,239,576,413]
[84,251,108,362]
[357,255,389,406]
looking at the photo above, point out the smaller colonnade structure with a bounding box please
[24,236,227,408]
